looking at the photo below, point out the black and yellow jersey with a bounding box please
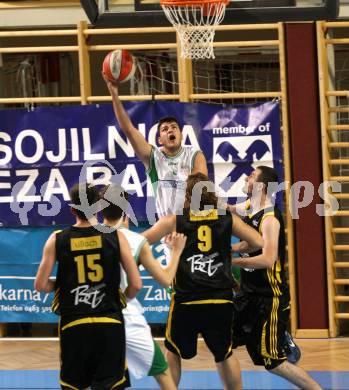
[175,209,234,302]
[240,205,289,298]
[52,225,123,317]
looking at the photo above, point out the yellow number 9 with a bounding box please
[197,225,212,252]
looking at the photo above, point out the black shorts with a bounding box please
[232,293,289,370]
[165,297,234,363]
[59,316,130,390]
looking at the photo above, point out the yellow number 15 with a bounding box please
[74,254,103,284]
[197,225,212,252]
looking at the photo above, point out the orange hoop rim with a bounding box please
[160,0,228,6]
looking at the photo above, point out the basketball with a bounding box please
[102,49,137,83]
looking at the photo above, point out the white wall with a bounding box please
[0,7,86,28]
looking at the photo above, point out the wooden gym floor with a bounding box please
[0,338,348,389]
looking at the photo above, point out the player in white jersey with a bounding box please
[103,75,208,218]
[147,143,201,217]
[100,184,186,390]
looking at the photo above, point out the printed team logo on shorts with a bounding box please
[212,135,274,197]
[264,357,272,366]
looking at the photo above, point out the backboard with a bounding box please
[81,0,339,28]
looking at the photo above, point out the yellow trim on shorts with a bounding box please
[61,317,121,331]
[224,343,233,360]
[261,321,274,359]
[166,296,182,357]
[59,379,79,390]
[111,373,127,389]
[111,360,128,389]
[271,297,279,358]
[260,297,280,360]
[181,299,232,305]
[58,318,62,366]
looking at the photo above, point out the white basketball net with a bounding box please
[161,1,227,59]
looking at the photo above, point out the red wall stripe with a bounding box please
[285,22,328,329]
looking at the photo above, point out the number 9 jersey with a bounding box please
[53,225,124,318]
[174,209,234,303]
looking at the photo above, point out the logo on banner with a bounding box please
[213,135,273,197]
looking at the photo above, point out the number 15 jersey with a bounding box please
[53,225,124,318]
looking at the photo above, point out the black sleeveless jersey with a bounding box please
[240,205,289,298]
[175,209,234,302]
[53,225,123,317]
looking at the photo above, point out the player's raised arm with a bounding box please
[142,215,176,244]
[192,151,208,176]
[103,73,152,169]
[138,233,186,287]
[227,201,247,217]
[233,216,279,270]
[118,230,142,298]
[34,232,56,293]
[231,214,264,254]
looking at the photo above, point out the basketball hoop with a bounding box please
[160,0,229,59]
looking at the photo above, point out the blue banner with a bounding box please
[0,101,282,226]
[0,228,58,322]
[0,101,282,323]
[0,226,171,323]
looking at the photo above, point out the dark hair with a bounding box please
[256,166,279,194]
[184,172,218,211]
[157,116,180,137]
[100,184,128,221]
[70,183,99,221]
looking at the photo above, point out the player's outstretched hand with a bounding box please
[101,71,120,94]
[170,233,187,255]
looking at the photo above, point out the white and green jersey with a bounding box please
[119,227,147,316]
[147,145,200,217]
[118,227,168,379]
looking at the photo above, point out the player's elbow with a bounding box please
[263,255,277,269]
[142,231,154,245]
